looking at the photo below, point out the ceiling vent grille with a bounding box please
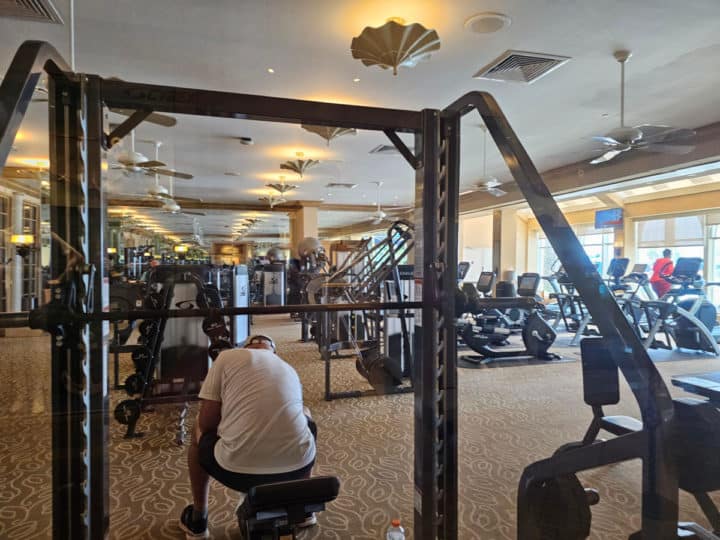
[0,0,64,23]
[473,50,569,83]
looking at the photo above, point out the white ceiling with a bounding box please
[3,0,720,241]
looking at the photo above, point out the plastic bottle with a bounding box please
[386,518,405,540]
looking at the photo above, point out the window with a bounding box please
[709,224,720,306]
[537,225,614,293]
[21,202,39,310]
[0,194,8,311]
[635,215,705,270]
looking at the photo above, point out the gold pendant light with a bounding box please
[351,17,441,76]
[301,124,357,146]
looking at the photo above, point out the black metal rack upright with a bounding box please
[0,40,680,540]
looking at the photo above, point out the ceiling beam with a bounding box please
[458,120,720,214]
[107,198,381,213]
[101,79,421,132]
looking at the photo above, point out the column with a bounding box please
[289,206,319,256]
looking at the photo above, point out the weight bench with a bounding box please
[237,476,340,539]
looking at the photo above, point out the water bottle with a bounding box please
[386,518,405,540]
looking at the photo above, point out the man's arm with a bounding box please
[198,399,222,434]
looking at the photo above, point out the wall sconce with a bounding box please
[11,234,35,258]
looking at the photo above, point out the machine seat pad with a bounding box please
[245,476,340,513]
[601,415,642,435]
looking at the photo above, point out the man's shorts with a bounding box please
[198,416,317,493]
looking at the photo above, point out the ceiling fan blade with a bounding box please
[487,187,508,197]
[153,192,173,200]
[152,168,194,180]
[635,124,695,144]
[590,148,626,165]
[109,107,178,127]
[637,143,695,155]
[135,160,166,168]
[592,136,621,146]
[182,211,206,216]
[173,195,203,203]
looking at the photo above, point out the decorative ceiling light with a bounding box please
[259,193,287,209]
[267,175,298,195]
[350,17,441,76]
[280,154,318,178]
[301,124,357,146]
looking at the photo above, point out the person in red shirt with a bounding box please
[650,249,674,298]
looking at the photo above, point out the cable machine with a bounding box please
[0,40,689,540]
[308,220,414,400]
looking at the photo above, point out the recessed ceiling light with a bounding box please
[464,12,512,34]
[353,77,360,83]
[267,68,275,74]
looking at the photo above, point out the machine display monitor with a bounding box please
[595,208,623,229]
[476,272,495,293]
[518,273,540,296]
[631,263,648,274]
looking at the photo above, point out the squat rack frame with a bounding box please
[0,40,677,540]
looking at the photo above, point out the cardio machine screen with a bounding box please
[477,272,495,292]
[595,208,623,229]
[518,275,539,295]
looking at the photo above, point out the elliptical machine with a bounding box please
[639,257,719,355]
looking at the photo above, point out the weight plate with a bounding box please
[114,399,141,426]
[124,373,145,396]
[209,338,233,360]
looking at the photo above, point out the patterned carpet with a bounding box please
[1,315,720,539]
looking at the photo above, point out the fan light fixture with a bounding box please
[351,17,441,76]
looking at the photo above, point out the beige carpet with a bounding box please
[1,315,720,539]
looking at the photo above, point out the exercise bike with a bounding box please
[457,273,560,366]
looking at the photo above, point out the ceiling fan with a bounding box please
[366,181,412,224]
[474,126,507,197]
[590,50,696,165]
[111,141,204,216]
[110,132,193,180]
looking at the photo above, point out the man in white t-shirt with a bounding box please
[179,334,317,539]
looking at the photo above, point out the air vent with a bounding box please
[0,0,64,23]
[473,50,570,83]
[325,182,358,189]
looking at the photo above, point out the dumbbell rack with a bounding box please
[114,267,233,442]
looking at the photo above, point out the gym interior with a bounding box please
[2,2,720,539]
